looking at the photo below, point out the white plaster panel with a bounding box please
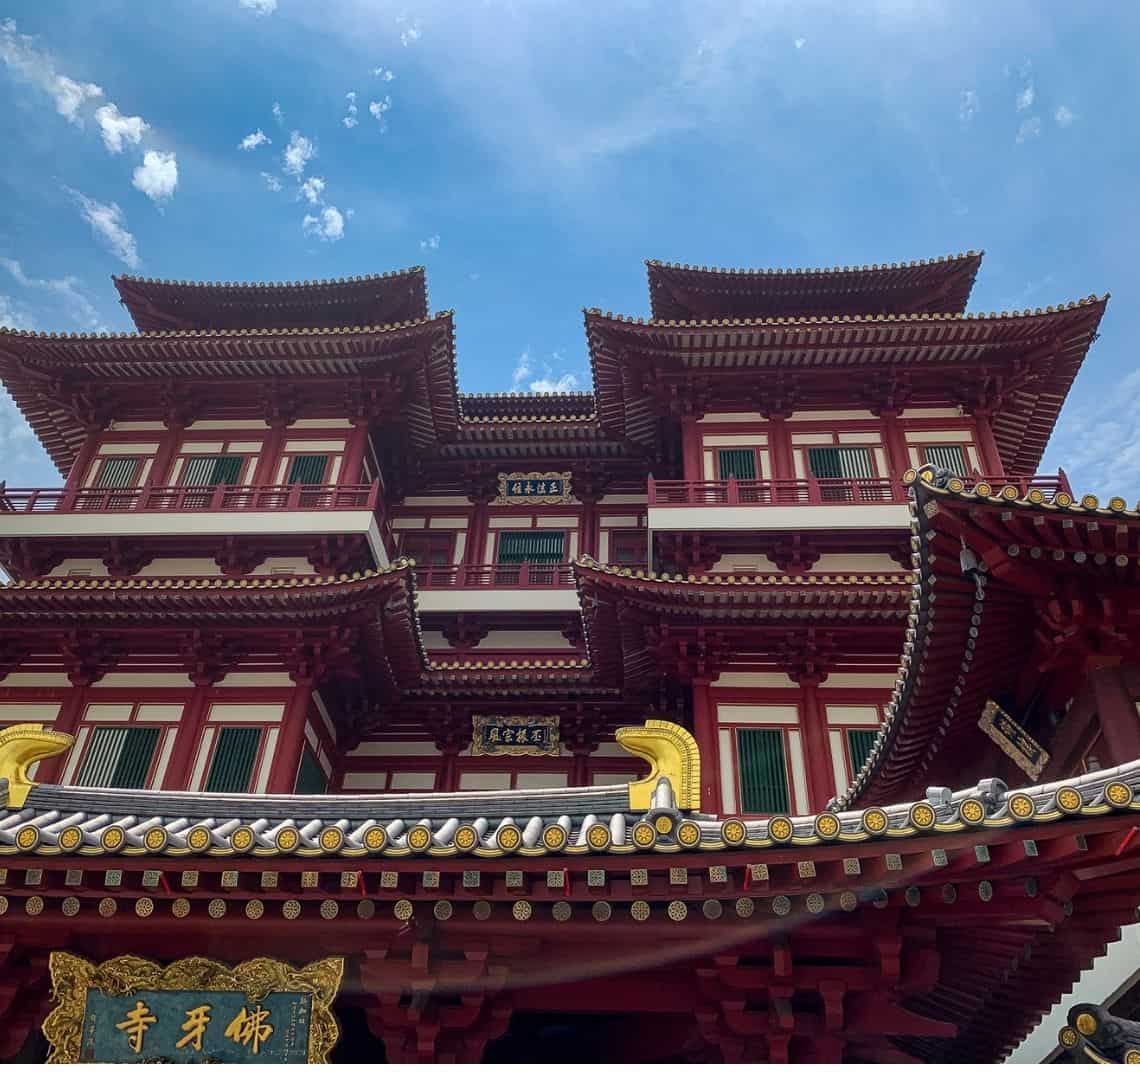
[898,408,961,419]
[460,772,512,790]
[189,728,216,791]
[188,420,269,430]
[216,672,294,687]
[837,432,882,445]
[0,510,379,539]
[598,532,610,562]
[474,630,573,650]
[591,742,630,758]
[708,554,781,573]
[47,559,109,577]
[98,442,160,455]
[790,433,839,445]
[698,412,766,423]
[137,559,221,576]
[416,590,580,613]
[110,421,166,431]
[136,705,187,723]
[420,630,453,650]
[403,496,473,506]
[0,702,62,722]
[341,772,389,790]
[825,705,881,726]
[648,504,911,531]
[84,704,134,723]
[599,515,639,527]
[228,441,263,453]
[535,516,579,528]
[250,558,316,575]
[702,450,714,479]
[904,429,972,442]
[253,727,278,793]
[966,445,982,471]
[486,517,534,529]
[513,772,570,789]
[178,442,226,454]
[99,674,194,687]
[598,494,647,504]
[283,440,347,452]
[151,728,177,788]
[428,517,470,529]
[703,433,769,447]
[391,771,438,790]
[452,532,467,563]
[829,729,849,794]
[289,419,354,429]
[786,729,810,814]
[0,674,72,687]
[392,518,428,530]
[207,703,286,724]
[717,704,800,725]
[787,410,876,422]
[823,673,898,688]
[60,726,90,785]
[718,728,737,814]
[808,554,904,573]
[712,672,797,688]
[759,450,771,477]
[349,740,437,757]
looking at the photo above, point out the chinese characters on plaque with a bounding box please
[497,471,572,504]
[471,715,561,757]
[43,954,343,1064]
[978,699,1050,781]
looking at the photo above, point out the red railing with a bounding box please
[0,482,380,514]
[414,563,577,589]
[648,472,1072,507]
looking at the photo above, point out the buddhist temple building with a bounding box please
[0,253,1137,1063]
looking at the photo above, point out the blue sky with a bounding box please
[1,1,1138,495]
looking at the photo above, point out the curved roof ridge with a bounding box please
[645,250,982,277]
[112,267,425,291]
[574,554,914,588]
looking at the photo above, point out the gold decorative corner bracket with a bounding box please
[615,718,701,811]
[0,723,73,809]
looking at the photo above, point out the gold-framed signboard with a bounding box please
[472,715,561,756]
[978,699,1050,781]
[497,471,572,504]
[43,953,344,1064]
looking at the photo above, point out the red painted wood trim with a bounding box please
[1092,666,1140,764]
[163,686,211,790]
[973,411,1005,474]
[692,677,719,813]
[340,420,369,486]
[680,415,701,480]
[797,679,834,809]
[267,679,314,793]
[880,411,911,482]
[767,414,793,480]
[34,687,86,785]
[252,422,287,487]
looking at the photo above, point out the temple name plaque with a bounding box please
[978,699,1050,781]
[472,715,561,756]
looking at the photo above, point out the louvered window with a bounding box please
[497,531,565,564]
[736,728,791,815]
[611,530,647,567]
[75,727,160,788]
[294,747,327,794]
[923,444,968,475]
[401,532,453,566]
[203,727,261,793]
[717,448,757,480]
[94,457,141,488]
[181,455,243,486]
[287,454,328,485]
[807,446,875,479]
[846,728,878,774]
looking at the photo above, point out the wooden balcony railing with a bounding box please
[0,481,380,514]
[648,471,1072,507]
[414,563,577,589]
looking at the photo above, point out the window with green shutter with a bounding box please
[287,454,328,485]
[807,446,874,479]
[496,531,565,564]
[181,455,243,486]
[94,457,141,488]
[204,727,262,793]
[846,728,878,774]
[76,727,160,788]
[294,747,327,794]
[736,728,791,815]
[923,444,968,475]
[717,448,757,480]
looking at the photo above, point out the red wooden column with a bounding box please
[796,675,835,810]
[466,496,491,571]
[972,411,1005,475]
[267,677,315,793]
[65,431,101,490]
[692,677,720,814]
[767,414,793,480]
[146,423,183,488]
[163,685,212,790]
[1092,665,1140,764]
[252,421,288,486]
[880,411,911,485]
[35,689,86,785]
[340,420,369,485]
[681,416,702,479]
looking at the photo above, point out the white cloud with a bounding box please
[302,206,345,242]
[282,131,315,176]
[373,66,395,81]
[0,292,34,329]
[530,373,581,393]
[959,89,978,125]
[0,387,41,473]
[239,128,271,150]
[1055,104,1075,127]
[132,149,178,204]
[272,101,284,125]
[67,189,139,268]
[510,350,533,390]
[0,19,104,125]
[298,176,325,204]
[398,19,421,47]
[420,233,440,251]
[239,0,277,14]
[510,349,586,394]
[1016,115,1041,143]
[1016,82,1035,112]
[94,102,148,153]
[261,171,283,192]
[343,91,358,128]
[793,37,806,49]
[0,257,102,329]
[369,96,392,125]
[1049,370,1140,495]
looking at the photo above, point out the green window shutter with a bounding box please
[76,727,159,788]
[808,447,874,479]
[210,455,243,484]
[287,454,328,484]
[717,448,756,480]
[807,447,842,479]
[294,747,328,794]
[924,445,968,474]
[182,455,243,486]
[497,531,566,564]
[846,728,878,774]
[204,727,262,793]
[736,728,791,815]
[95,457,140,488]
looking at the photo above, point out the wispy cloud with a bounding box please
[261,171,283,192]
[0,257,102,329]
[509,348,587,394]
[1049,369,1140,495]
[419,233,440,251]
[271,101,284,125]
[959,88,978,125]
[0,292,34,330]
[1015,82,1035,112]
[94,102,147,153]
[0,387,41,470]
[373,66,395,81]
[397,14,421,47]
[1055,104,1075,127]
[302,206,345,242]
[298,176,325,204]
[343,91,358,128]
[0,18,103,124]
[1016,115,1041,143]
[369,96,391,129]
[239,128,271,150]
[282,131,315,176]
[132,150,178,204]
[793,37,806,50]
[65,188,139,268]
[239,0,277,15]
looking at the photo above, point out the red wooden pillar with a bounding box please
[797,676,834,810]
[579,498,598,560]
[1092,666,1140,764]
[767,414,793,480]
[146,423,183,488]
[35,689,87,785]
[692,677,720,813]
[341,420,369,485]
[253,421,288,487]
[267,678,315,793]
[972,411,1005,475]
[164,685,212,790]
[880,410,911,485]
[466,496,491,570]
[681,415,702,479]
[65,431,101,490]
